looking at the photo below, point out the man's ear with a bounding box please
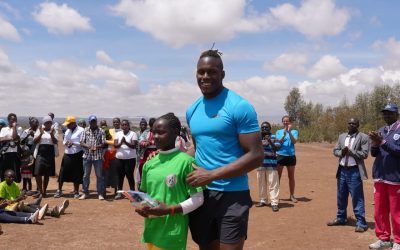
[222,70,225,79]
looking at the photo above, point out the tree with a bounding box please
[284,87,304,123]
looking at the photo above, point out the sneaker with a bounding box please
[290,195,298,203]
[368,240,392,249]
[271,205,279,212]
[73,193,80,199]
[59,200,69,215]
[28,210,39,224]
[327,218,348,226]
[392,243,400,250]
[50,206,60,218]
[114,193,123,200]
[98,195,105,200]
[255,202,266,207]
[26,190,35,196]
[31,192,41,198]
[53,190,62,198]
[355,226,368,233]
[79,193,87,200]
[31,195,42,206]
[38,204,49,220]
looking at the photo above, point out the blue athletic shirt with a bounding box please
[186,87,259,191]
[275,129,298,156]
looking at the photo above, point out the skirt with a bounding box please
[34,144,55,176]
[58,151,84,184]
[104,159,118,188]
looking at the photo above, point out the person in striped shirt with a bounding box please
[256,121,281,212]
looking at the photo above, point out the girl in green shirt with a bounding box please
[135,113,204,250]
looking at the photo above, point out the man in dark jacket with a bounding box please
[368,103,400,250]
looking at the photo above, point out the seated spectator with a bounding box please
[0,201,39,224]
[0,170,68,219]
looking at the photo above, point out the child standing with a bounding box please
[135,113,204,250]
[256,122,281,212]
[20,146,34,194]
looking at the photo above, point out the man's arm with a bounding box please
[333,135,343,158]
[186,132,264,186]
[348,134,369,160]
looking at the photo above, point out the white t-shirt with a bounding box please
[115,130,138,159]
[0,126,23,153]
[34,130,55,145]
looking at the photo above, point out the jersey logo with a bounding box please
[393,134,400,141]
[165,174,177,188]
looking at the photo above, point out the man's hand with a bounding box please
[186,163,214,187]
[341,146,349,157]
[369,131,383,145]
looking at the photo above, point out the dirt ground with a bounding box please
[1,143,379,250]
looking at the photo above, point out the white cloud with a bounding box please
[308,55,347,79]
[110,0,351,47]
[96,50,114,64]
[298,66,400,107]
[0,15,21,41]
[373,37,400,70]
[32,2,93,34]
[264,53,308,74]
[270,0,350,38]
[110,0,276,48]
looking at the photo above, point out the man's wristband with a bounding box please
[170,206,175,215]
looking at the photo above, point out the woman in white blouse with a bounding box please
[114,120,138,199]
[33,116,58,197]
[54,116,84,199]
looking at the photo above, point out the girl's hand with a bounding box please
[135,205,151,218]
[147,202,170,216]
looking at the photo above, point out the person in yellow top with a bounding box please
[103,118,121,199]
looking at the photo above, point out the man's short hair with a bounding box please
[199,49,224,69]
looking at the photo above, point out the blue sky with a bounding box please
[1,0,400,121]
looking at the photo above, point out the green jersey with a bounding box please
[140,148,203,250]
[0,181,21,200]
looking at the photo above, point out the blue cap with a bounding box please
[381,103,398,113]
[0,119,7,126]
[88,115,97,122]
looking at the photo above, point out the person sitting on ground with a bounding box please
[0,170,68,219]
[0,200,39,224]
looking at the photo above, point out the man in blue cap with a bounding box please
[79,115,106,200]
[368,103,400,250]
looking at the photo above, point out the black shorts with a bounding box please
[277,155,296,166]
[189,189,252,245]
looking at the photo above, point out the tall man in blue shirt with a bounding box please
[186,49,264,250]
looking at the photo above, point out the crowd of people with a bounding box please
[0,49,399,250]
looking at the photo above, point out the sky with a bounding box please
[1,0,400,122]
